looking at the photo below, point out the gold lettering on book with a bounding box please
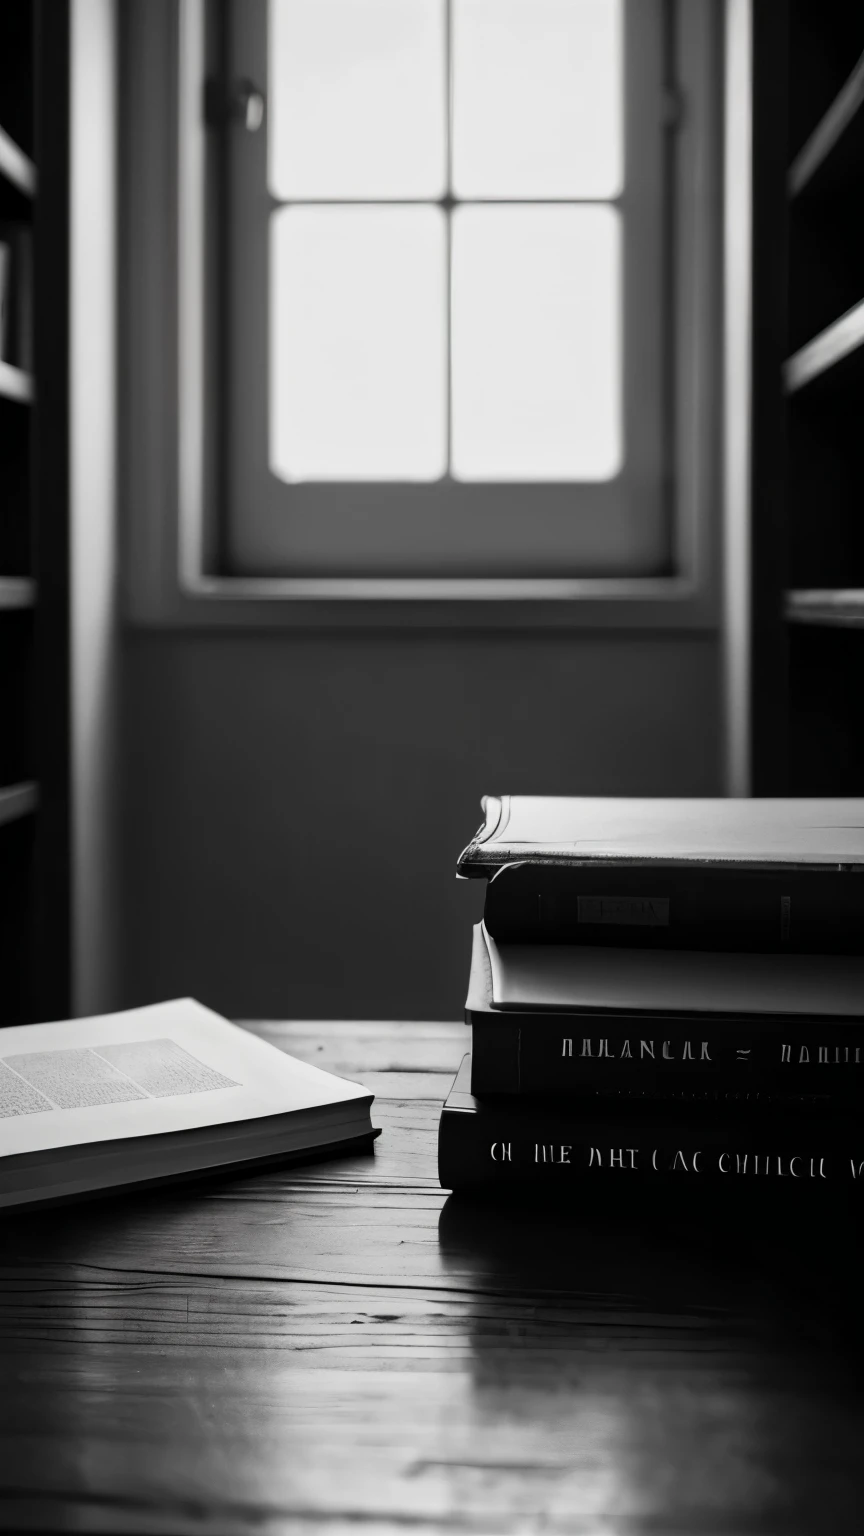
[490,1143,511,1162]
[620,1040,632,1058]
[562,1039,572,1057]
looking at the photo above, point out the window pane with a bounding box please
[451,205,621,481]
[270,207,447,482]
[452,0,622,199]
[268,0,447,199]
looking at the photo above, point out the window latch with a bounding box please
[205,78,265,133]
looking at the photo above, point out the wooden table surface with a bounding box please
[0,1020,862,1535]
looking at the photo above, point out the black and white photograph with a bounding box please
[1,1,863,1531]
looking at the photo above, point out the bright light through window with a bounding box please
[268,0,623,484]
[271,207,448,482]
[452,206,621,481]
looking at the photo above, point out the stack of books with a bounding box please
[439,796,864,1195]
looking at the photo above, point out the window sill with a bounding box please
[125,570,719,631]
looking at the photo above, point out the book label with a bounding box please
[577,896,669,927]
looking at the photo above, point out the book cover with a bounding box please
[439,1055,864,1192]
[483,859,864,953]
[457,795,864,876]
[466,924,864,1101]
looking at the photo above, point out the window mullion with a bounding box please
[445,0,453,475]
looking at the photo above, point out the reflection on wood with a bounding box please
[0,1021,860,1533]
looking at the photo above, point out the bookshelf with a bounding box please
[0,1,70,1022]
[744,6,864,793]
[782,5,864,793]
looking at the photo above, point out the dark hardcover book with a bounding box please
[466,924,864,1101]
[458,798,864,953]
[439,1055,864,1192]
[483,860,864,954]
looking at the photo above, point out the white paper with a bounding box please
[0,1000,368,1159]
[484,926,864,1017]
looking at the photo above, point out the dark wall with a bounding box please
[121,630,721,1020]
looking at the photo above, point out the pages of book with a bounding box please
[483,925,864,1017]
[0,999,370,1160]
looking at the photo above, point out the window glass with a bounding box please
[270,205,448,481]
[267,0,623,486]
[452,0,622,198]
[268,0,447,198]
[451,205,621,481]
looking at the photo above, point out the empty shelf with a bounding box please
[0,361,34,404]
[0,782,38,829]
[0,578,35,609]
[786,589,864,626]
[0,126,36,198]
[789,50,864,195]
[784,300,864,392]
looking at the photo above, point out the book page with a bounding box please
[0,1000,368,1159]
[484,927,864,1016]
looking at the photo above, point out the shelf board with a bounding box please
[784,299,864,392]
[786,590,864,627]
[789,49,864,196]
[0,126,36,198]
[0,782,37,829]
[0,577,35,609]
[0,360,34,404]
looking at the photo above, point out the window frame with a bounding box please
[227,0,663,580]
[121,0,723,627]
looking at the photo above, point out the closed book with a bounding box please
[483,860,864,954]
[458,795,864,876]
[458,799,864,954]
[438,1055,864,1192]
[466,924,864,1102]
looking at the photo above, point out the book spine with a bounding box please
[468,1015,864,1100]
[438,1106,864,1191]
[483,871,864,953]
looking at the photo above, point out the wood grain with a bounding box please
[0,1021,861,1534]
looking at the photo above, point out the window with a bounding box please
[219,0,682,580]
[123,0,720,613]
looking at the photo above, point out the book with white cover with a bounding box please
[457,795,864,874]
[0,999,377,1208]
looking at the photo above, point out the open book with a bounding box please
[0,999,377,1208]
